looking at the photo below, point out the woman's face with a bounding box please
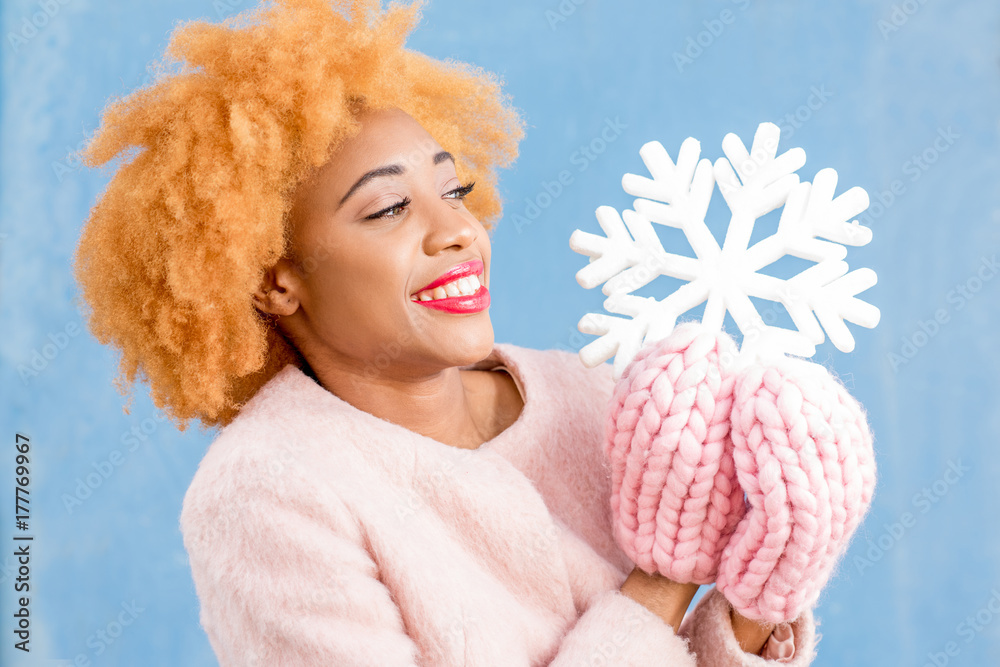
[262,107,495,382]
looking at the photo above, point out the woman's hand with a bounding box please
[730,606,777,656]
[619,566,779,656]
[618,566,699,633]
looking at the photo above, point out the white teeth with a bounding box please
[457,276,479,295]
[412,273,483,302]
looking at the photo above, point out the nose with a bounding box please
[421,197,480,256]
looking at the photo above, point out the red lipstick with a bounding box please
[413,259,484,294]
[411,259,489,314]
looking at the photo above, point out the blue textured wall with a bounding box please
[2,1,998,664]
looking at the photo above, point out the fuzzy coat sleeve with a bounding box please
[549,589,698,665]
[181,444,818,666]
[180,447,700,666]
[681,587,818,666]
[181,453,421,666]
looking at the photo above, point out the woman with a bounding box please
[74,0,810,663]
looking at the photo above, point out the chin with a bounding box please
[449,317,495,365]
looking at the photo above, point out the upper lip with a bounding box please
[413,258,484,295]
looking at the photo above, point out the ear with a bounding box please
[252,258,301,318]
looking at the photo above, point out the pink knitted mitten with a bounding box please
[716,356,877,623]
[605,322,745,584]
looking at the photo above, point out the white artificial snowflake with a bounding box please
[569,121,880,379]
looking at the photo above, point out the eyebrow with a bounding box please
[337,151,455,209]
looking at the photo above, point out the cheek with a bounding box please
[477,237,492,279]
[310,243,406,316]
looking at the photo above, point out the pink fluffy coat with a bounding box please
[180,343,818,665]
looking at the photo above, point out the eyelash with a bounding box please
[364,181,476,220]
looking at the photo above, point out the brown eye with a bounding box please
[365,197,411,220]
[443,182,475,200]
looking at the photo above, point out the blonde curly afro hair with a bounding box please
[73,0,524,432]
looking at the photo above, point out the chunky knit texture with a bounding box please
[606,323,745,584]
[717,356,877,623]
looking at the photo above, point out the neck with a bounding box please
[306,352,493,449]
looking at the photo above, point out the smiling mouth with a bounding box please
[410,271,485,302]
[409,258,490,314]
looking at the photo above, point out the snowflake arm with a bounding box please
[569,121,881,378]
